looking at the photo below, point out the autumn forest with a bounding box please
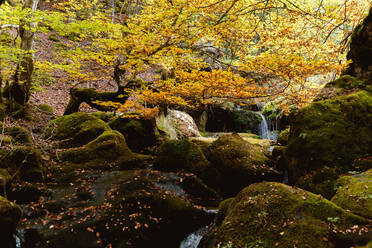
[0,0,372,247]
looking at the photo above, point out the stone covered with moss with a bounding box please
[109,116,157,152]
[60,130,145,169]
[331,169,372,219]
[285,89,372,197]
[0,122,31,144]
[154,139,211,177]
[0,146,43,182]
[0,196,22,246]
[205,133,280,196]
[38,104,54,115]
[200,182,369,248]
[45,112,111,148]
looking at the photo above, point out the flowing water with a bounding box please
[257,113,279,140]
[179,225,210,248]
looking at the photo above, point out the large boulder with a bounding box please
[205,133,280,196]
[45,112,110,148]
[154,139,211,176]
[344,8,372,79]
[284,89,372,198]
[0,146,44,182]
[156,109,201,139]
[60,130,146,169]
[331,169,372,219]
[200,182,370,248]
[109,116,157,152]
[278,9,372,198]
[0,196,22,248]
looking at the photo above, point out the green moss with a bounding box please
[0,146,43,182]
[204,182,368,248]
[38,104,53,114]
[45,112,110,148]
[0,123,31,144]
[277,128,289,145]
[286,90,372,197]
[91,111,115,122]
[331,169,372,218]
[109,117,157,152]
[205,133,279,196]
[0,135,13,145]
[154,139,211,177]
[0,196,22,231]
[48,33,60,42]
[60,130,141,169]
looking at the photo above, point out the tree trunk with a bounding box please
[8,0,38,111]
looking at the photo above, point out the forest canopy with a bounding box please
[0,0,371,117]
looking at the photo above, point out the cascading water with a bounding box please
[257,113,279,140]
[179,226,210,248]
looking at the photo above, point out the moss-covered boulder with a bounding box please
[277,128,290,146]
[40,170,212,248]
[0,122,31,144]
[331,169,372,219]
[45,112,110,148]
[0,196,22,247]
[109,116,157,152]
[60,130,145,169]
[0,146,43,182]
[154,139,211,174]
[91,111,115,122]
[205,133,280,196]
[38,104,54,115]
[285,90,372,198]
[200,182,370,248]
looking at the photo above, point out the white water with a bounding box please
[257,113,279,140]
[179,226,210,248]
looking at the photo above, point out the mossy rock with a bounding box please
[109,117,157,152]
[331,169,372,219]
[316,75,369,101]
[205,133,280,196]
[41,170,212,248]
[285,90,372,197]
[91,111,116,122]
[0,134,13,145]
[277,128,289,145]
[0,196,22,243]
[200,182,370,248]
[38,104,54,114]
[0,146,43,182]
[45,112,111,148]
[154,139,211,177]
[60,130,144,169]
[0,122,31,144]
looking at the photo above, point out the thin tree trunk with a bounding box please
[8,0,38,110]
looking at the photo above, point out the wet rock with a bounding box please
[0,196,22,248]
[200,182,370,248]
[37,170,212,248]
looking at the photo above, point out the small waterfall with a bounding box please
[257,113,279,140]
[179,225,210,248]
